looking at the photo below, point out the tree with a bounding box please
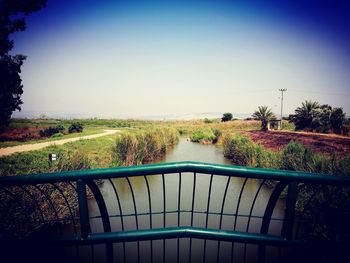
[68,122,84,133]
[330,107,346,133]
[289,100,320,130]
[221,112,233,122]
[0,0,46,130]
[252,106,275,131]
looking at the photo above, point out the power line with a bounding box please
[290,89,350,97]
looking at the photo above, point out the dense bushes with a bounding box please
[221,113,233,122]
[68,122,84,133]
[39,124,65,137]
[222,133,350,175]
[112,128,179,166]
[289,101,347,134]
[190,128,222,144]
[222,134,281,168]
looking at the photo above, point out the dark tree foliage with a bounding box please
[221,112,233,122]
[289,101,346,134]
[0,0,46,130]
[68,122,84,133]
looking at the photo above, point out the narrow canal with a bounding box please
[84,138,285,262]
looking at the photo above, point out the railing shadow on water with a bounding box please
[0,161,350,263]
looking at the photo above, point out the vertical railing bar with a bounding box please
[67,179,81,260]
[313,186,340,238]
[243,179,266,263]
[125,177,139,263]
[51,183,78,234]
[189,172,197,263]
[107,179,125,231]
[91,244,94,263]
[231,178,248,262]
[295,184,322,238]
[203,174,214,263]
[281,181,298,239]
[68,182,77,191]
[233,178,248,230]
[162,173,166,262]
[85,180,113,263]
[1,187,33,234]
[257,181,288,263]
[75,245,79,263]
[107,178,126,263]
[177,172,182,263]
[278,247,282,262]
[33,184,63,235]
[77,179,91,239]
[217,176,232,262]
[144,175,153,263]
[18,185,45,226]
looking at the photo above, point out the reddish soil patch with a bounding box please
[242,130,350,157]
[0,127,45,141]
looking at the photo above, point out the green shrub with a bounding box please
[68,122,84,133]
[223,134,350,176]
[52,133,64,138]
[212,129,222,143]
[39,124,65,137]
[203,118,213,123]
[190,128,215,143]
[281,141,314,172]
[222,134,259,167]
[221,113,233,122]
[112,128,179,166]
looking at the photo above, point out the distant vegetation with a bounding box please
[68,122,84,133]
[221,112,233,122]
[252,106,276,131]
[112,128,179,166]
[39,124,65,137]
[190,128,222,144]
[289,100,347,134]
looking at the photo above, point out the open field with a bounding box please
[0,118,349,177]
[242,130,350,156]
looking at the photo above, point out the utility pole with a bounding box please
[279,89,287,129]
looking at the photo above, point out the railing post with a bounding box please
[77,179,91,239]
[282,181,298,239]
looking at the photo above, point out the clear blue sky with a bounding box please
[11,0,350,118]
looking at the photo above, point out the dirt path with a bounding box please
[0,130,120,157]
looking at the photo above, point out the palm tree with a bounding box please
[252,106,276,131]
[290,100,320,130]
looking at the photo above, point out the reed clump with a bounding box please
[222,133,350,175]
[112,128,179,166]
[222,133,281,169]
[190,128,222,144]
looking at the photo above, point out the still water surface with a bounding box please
[84,138,285,262]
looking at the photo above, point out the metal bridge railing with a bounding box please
[0,161,349,262]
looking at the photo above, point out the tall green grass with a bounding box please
[222,134,281,169]
[222,133,350,175]
[112,128,179,166]
[190,128,222,143]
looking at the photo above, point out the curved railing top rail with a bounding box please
[1,161,350,186]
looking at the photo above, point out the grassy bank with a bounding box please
[222,133,350,175]
[222,133,350,241]
[112,128,179,166]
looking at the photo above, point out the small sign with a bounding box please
[49,153,57,161]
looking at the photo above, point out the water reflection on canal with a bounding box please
[85,138,285,262]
